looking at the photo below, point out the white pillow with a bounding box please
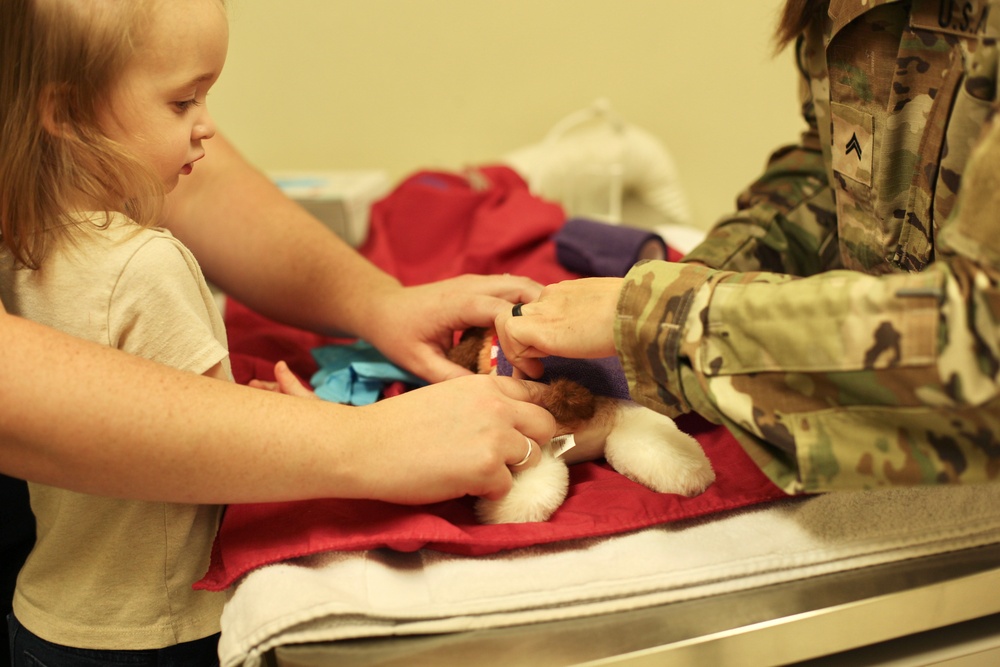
[503,99,691,227]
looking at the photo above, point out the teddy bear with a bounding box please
[449,327,715,524]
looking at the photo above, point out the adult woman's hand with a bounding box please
[351,374,556,503]
[363,273,544,384]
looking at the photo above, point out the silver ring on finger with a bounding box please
[512,437,533,467]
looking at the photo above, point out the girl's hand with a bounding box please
[248,361,318,399]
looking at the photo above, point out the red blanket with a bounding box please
[197,167,786,592]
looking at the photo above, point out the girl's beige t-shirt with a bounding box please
[1,213,231,649]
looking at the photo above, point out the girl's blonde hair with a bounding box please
[0,0,163,269]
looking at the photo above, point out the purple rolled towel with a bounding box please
[555,217,667,278]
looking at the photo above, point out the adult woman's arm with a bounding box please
[0,305,553,504]
[163,134,541,383]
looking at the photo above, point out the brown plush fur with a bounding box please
[450,327,601,432]
[449,327,714,523]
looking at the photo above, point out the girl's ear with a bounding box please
[38,82,75,138]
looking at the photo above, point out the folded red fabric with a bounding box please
[196,412,786,591]
[360,167,573,286]
[197,167,785,591]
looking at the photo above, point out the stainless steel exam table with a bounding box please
[264,542,1000,666]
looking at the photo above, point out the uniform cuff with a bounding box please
[614,260,716,417]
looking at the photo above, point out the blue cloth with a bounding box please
[310,340,425,405]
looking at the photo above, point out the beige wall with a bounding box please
[213,1,803,229]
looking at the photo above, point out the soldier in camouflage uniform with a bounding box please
[499,0,1000,494]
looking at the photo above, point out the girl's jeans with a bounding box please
[7,614,219,667]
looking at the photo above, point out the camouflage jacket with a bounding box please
[616,0,1000,493]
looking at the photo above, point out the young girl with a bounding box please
[1,0,231,663]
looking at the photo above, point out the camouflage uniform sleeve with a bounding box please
[683,37,840,276]
[617,252,1000,494]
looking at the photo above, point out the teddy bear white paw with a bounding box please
[604,402,715,497]
[475,448,570,524]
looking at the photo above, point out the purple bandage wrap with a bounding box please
[496,348,631,400]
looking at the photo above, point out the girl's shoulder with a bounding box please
[69,210,182,250]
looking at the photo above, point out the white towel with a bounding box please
[219,484,1000,667]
